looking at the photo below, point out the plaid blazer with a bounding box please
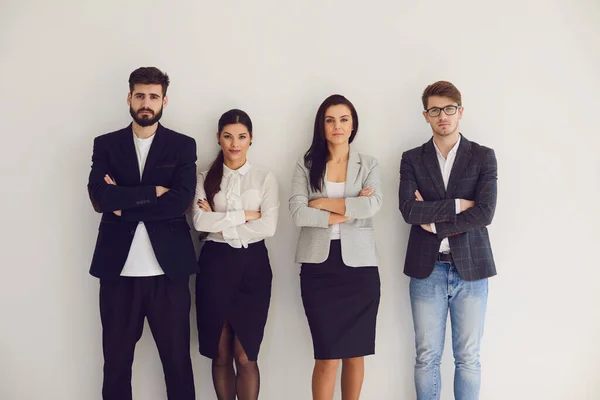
[398,134,497,281]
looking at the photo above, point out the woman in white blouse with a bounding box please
[191,109,279,400]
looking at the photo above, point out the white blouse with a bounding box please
[191,161,279,248]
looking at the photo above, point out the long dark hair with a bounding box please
[204,109,253,208]
[304,94,359,192]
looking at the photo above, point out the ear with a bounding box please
[215,131,221,142]
[422,111,430,123]
[162,95,169,107]
[458,106,464,120]
[127,92,132,106]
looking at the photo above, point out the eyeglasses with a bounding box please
[425,105,460,117]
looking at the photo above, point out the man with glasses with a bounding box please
[398,81,498,400]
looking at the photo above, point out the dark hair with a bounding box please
[421,80,462,110]
[128,67,170,96]
[304,94,358,192]
[204,109,253,208]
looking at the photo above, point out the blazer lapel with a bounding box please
[344,149,361,197]
[141,123,168,183]
[446,135,472,198]
[121,124,141,183]
[423,139,446,199]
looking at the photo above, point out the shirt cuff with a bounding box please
[226,210,245,226]
[430,223,437,234]
[222,226,239,240]
[455,199,461,214]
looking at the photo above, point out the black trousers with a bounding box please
[99,275,195,400]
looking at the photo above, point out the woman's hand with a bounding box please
[197,198,213,212]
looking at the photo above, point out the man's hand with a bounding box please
[244,211,261,222]
[104,174,122,216]
[156,186,170,197]
[459,199,475,212]
[415,190,432,232]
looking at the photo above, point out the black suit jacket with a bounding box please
[87,123,199,280]
[399,135,497,281]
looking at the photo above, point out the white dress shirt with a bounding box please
[324,180,345,240]
[120,130,165,277]
[191,161,279,249]
[431,136,462,254]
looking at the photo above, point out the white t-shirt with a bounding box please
[120,131,165,277]
[325,180,345,240]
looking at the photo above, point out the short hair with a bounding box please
[422,81,462,109]
[128,67,170,96]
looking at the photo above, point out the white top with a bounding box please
[121,131,165,277]
[324,180,345,240]
[191,161,279,249]
[431,136,462,253]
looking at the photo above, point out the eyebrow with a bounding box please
[428,104,458,109]
[222,131,248,135]
[134,92,161,97]
[325,115,351,119]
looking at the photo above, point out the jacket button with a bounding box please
[130,230,135,235]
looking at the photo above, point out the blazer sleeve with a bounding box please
[433,149,498,238]
[398,151,458,225]
[87,136,157,213]
[121,138,198,222]
[289,160,330,228]
[344,159,383,219]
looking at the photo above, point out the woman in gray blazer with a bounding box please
[289,94,382,400]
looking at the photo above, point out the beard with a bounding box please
[130,105,163,127]
[433,123,457,137]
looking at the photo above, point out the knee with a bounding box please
[342,357,364,367]
[214,350,233,367]
[453,348,480,369]
[234,352,255,371]
[314,359,340,375]
[415,344,443,368]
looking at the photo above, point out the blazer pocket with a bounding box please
[156,163,176,169]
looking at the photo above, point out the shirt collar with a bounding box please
[223,160,251,177]
[433,134,461,158]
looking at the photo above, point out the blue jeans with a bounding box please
[410,261,488,400]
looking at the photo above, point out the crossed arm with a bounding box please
[398,149,497,239]
[87,137,197,221]
[191,172,279,241]
[289,160,382,227]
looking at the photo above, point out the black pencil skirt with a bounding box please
[195,240,272,362]
[301,240,381,360]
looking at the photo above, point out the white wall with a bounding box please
[1,0,599,399]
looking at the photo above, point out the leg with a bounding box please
[99,278,145,400]
[212,321,236,400]
[409,262,450,400]
[234,336,260,400]
[448,267,488,400]
[341,357,364,400]
[146,277,195,400]
[312,359,340,400]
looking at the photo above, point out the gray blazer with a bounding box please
[289,150,382,267]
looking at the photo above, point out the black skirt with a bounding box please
[195,240,272,362]
[301,240,380,360]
